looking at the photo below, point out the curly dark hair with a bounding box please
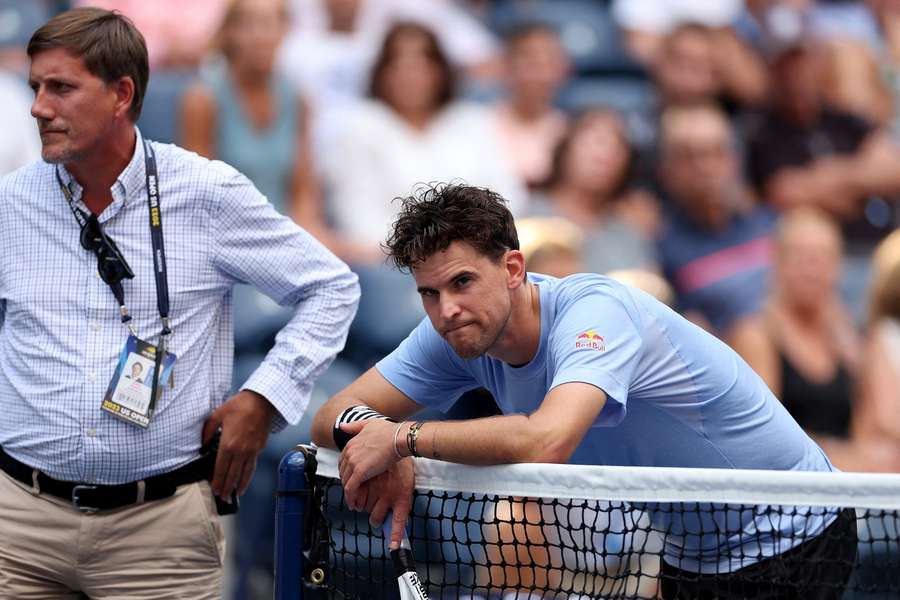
[384,183,519,272]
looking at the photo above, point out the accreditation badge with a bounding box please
[101,335,176,429]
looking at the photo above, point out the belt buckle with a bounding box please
[71,484,100,513]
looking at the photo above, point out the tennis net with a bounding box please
[275,445,900,599]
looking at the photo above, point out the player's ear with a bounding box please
[504,249,526,289]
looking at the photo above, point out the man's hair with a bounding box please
[384,183,519,272]
[503,22,559,49]
[132,362,143,372]
[27,7,149,121]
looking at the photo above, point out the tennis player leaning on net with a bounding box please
[311,183,858,599]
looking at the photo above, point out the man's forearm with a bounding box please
[391,414,570,465]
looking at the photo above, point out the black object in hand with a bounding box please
[202,427,240,515]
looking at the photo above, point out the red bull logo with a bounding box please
[574,330,606,351]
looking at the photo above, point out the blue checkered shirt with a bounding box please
[0,129,359,484]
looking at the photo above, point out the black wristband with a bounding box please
[333,405,395,450]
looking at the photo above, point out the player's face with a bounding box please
[29,48,122,165]
[413,242,515,360]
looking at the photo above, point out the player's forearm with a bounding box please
[392,414,572,465]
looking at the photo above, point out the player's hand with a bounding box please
[202,389,276,502]
[338,418,400,505]
[356,459,415,550]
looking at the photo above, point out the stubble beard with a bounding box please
[447,308,512,360]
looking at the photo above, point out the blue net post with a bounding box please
[275,445,314,600]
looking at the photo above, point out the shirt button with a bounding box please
[95,271,101,280]
[88,372,97,382]
[85,428,97,438]
[90,322,101,332]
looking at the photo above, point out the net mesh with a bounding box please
[299,448,900,599]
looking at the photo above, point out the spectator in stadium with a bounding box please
[278,0,503,157]
[490,23,570,188]
[529,109,658,275]
[729,208,861,468]
[852,229,900,472]
[630,22,768,183]
[0,8,358,598]
[182,0,315,220]
[0,68,41,175]
[312,183,857,599]
[747,34,900,317]
[650,22,768,110]
[319,22,525,260]
[74,0,228,68]
[656,103,776,335]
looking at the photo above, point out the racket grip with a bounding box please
[383,511,429,599]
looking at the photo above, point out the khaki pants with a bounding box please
[0,470,225,599]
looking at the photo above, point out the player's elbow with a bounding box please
[520,419,577,464]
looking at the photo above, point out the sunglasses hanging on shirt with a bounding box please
[56,167,136,325]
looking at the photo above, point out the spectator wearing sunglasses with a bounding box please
[0,7,359,599]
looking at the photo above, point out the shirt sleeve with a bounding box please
[375,317,481,412]
[547,286,644,427]
[210,171,360,430]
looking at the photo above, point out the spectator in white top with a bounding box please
[278,0,502,157]
[318,21,526,262]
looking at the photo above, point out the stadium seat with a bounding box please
[487,0,642,76]
[137,69,195,144]
[557,75,655,116]
[0,0,56,49]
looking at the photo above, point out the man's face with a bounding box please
[131,362,143,378]
[412,241,515,360]
[654,29,717,104]
[661,112,736,215]
[506,30,569,100]
[29,48,122,164]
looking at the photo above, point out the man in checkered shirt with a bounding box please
[0,7,359,598]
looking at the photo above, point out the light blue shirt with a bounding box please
[0,128,359,484]
[377,272,836,571]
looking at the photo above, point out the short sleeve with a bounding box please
[376,318,481,412]
[547,288,644,427]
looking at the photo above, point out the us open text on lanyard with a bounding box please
[55,139,173,427]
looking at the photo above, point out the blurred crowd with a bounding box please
[1,0,899,597]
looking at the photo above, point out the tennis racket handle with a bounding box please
[393,550,429,600]
[383,513,429,599]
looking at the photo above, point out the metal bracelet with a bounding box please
[392,422,406,459]
[406,421,425,458]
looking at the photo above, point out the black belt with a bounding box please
[0,446,214,513]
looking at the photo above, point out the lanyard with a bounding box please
[56,139,173,407]
[143,139,171,338]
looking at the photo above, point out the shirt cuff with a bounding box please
[241,362,309,434]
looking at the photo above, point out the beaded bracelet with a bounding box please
[406,421,425,458]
